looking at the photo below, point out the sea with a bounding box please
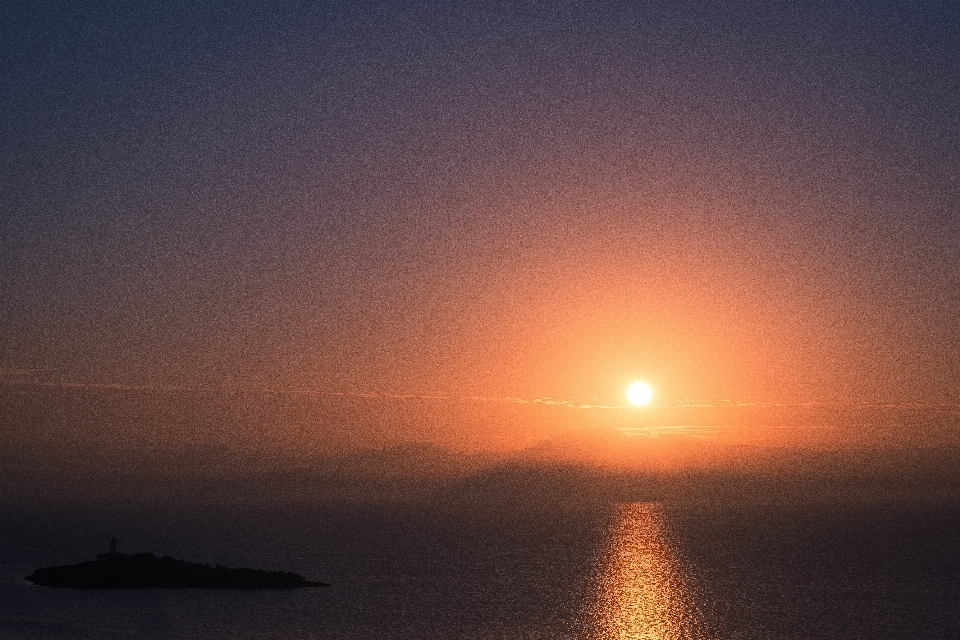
[2,499,959,639]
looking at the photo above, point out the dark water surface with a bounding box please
[2,501,958,639]
[671,503,960,639]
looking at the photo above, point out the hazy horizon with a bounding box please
[5,381,960,510]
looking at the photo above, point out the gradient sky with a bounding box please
[3,0,960,406]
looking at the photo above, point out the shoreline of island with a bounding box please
[26,542,329,589]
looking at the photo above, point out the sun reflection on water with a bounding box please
[588,503,701,640]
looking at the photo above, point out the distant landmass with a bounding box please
[26,541,329,589]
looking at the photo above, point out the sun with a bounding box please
[626,382,653,406]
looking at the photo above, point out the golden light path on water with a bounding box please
[588,503,701,640]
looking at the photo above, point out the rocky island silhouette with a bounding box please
[25,539,329,589]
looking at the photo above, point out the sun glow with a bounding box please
[626,382,653,406]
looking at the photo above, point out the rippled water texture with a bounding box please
[3,501,959,638]
[588,503,702,640]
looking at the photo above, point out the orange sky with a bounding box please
[3,1,960,442]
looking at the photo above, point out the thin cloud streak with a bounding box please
[2,376,960,409]
[0,368,57,376]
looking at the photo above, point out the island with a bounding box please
[25,539,329,589]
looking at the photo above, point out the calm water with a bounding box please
[2,501,958,639]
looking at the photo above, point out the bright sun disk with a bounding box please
[627,382,653,406]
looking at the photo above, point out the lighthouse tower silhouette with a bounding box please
[97,537,120,561]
